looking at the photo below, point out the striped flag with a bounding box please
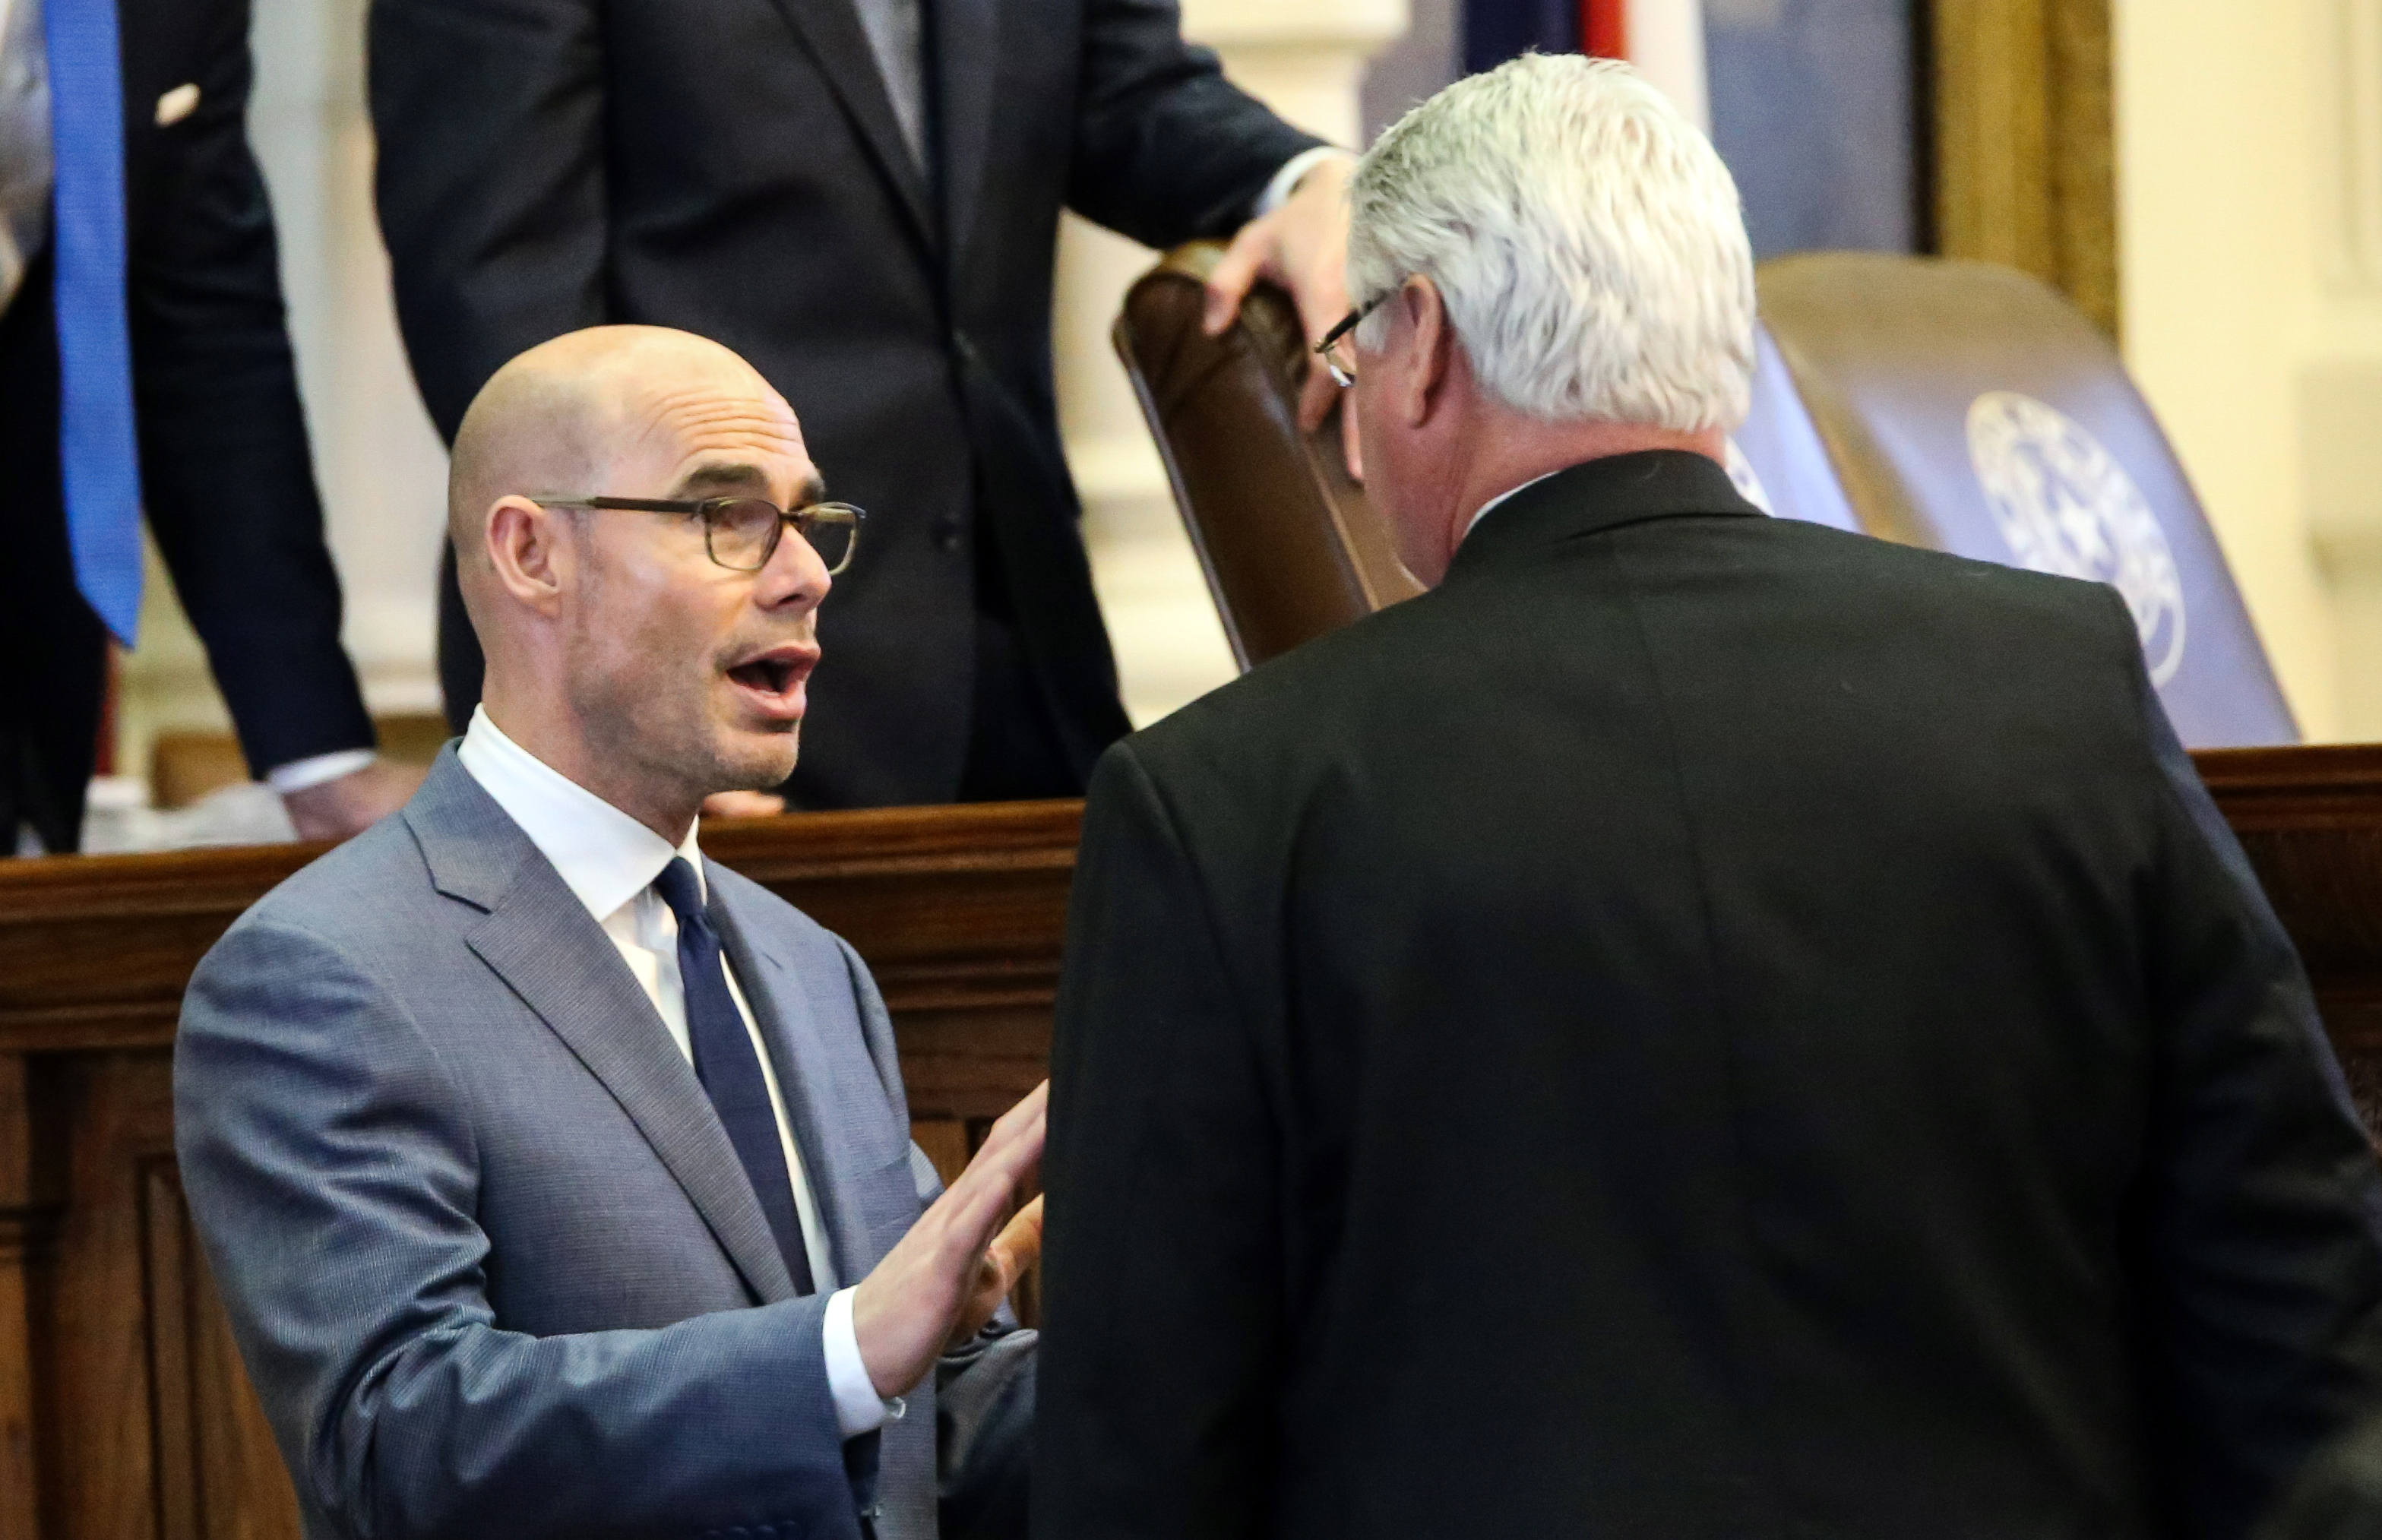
[1586,0,1710,131]
[1465,0,1710,130]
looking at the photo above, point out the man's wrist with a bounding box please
[823,1285,904,1438]
[1257,147,1355,217]
[266,748,378,796]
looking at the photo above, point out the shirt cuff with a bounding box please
[265,748,378,795]
[823,1285,903,1439]
[1257,146,1356,217]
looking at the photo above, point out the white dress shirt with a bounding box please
[457,706,892,1438]
[1259,145,1354,217]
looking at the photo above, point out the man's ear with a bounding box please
[1396,275,1456,430]
[484,496,573,618]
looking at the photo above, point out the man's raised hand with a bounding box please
[1201,153,1363,479]
[851,1082,1047,1398]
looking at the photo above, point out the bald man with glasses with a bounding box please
[178,326,1047,1540]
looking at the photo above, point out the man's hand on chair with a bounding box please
[1202,153,1363,479]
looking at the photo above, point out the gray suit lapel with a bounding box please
[710,869,920,1289]
[405,753,799,1305]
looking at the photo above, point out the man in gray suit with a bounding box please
[176,325,1045,1540]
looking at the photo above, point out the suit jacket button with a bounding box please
[932,519,963,553]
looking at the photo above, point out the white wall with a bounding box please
[2115,0,2382,740]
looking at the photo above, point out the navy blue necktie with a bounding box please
[46,0,146,644]
[654,857,816,1295]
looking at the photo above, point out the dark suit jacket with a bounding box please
[1035,451,2382,1540]
[369,0,1321,808]
[0,0,371,850]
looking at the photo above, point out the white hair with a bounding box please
[1349,53,1756,432]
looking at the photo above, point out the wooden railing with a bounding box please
[3,753,2380,1539]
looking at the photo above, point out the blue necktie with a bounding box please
[45,0,144,644]
[654,858,816,1295]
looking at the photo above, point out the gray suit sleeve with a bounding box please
[176,915,859,1540]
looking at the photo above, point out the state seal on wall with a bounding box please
[1965,391,2187,686]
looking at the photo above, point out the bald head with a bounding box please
[448,326,783,578]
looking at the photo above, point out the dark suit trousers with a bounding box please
[0,264,111,853]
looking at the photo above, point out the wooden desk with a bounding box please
[2,753,2380,1539]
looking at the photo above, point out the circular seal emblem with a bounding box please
[1965,391,2187,685]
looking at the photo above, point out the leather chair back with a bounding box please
[1113,242,1420,670]
[1757,251,2297,747]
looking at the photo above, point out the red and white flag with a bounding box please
[1582,0,1710,131]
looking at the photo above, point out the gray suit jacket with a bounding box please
[176,748,1023,1540]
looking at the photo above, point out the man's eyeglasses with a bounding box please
[531,495,865,575]
[1314,293,1388,387]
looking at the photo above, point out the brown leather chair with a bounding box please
[1113,242,1420,670]
[1758,252,2297,748]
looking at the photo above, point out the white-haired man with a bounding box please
[1034,55,2382,1540]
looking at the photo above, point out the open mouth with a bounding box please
[729,656,800,694]
[723,645,818,716]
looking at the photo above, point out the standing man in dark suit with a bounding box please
[0,0,418,852]
[371,0,1356,809]
[178,326,1049,1540]
[1036,56,2382,1540]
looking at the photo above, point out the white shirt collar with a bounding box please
[455,705,704,922]
[1460,467,1566,543]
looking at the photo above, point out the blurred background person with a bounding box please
[372,0,1358,811]
[0,0,418,854]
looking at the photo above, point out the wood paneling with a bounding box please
[1931,0,2119,337]
[4,759,2381,1536]
[2200,745,2382,1133]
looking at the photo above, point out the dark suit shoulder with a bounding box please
[1136,514,2140,776]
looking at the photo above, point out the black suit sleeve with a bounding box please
[1065,0,1327,248]
[129,0,372,775]
[369,0,608,441]
[1033,741,1282,1540]
[2123,593,2382,1538]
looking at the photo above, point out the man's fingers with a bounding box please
[988,1194,1045,1279]
[967,1081,1048,1165]
[946,1168,1024,1257]
[1203,223,1270,336]
[937,1088,1046,1222]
